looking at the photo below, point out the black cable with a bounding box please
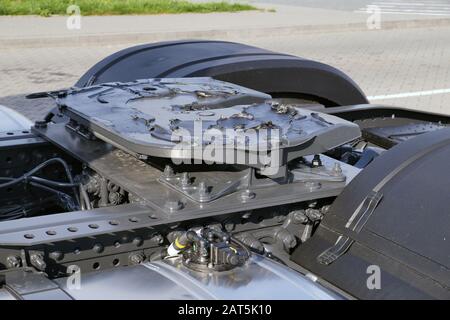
[0,158,80,207]
[29,181,77,211]
[1,176,78,212]
[0,158,96,213]
[4,175,92,211]
[29,181,68,196]
[28,176,79,188]
[0,158,72,188]
[0,196,67,221]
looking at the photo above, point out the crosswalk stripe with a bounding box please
[355,0,450,16]
[354,10,450,16]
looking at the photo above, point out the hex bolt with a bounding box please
[30,254,46,271]
[129,253,145,265]
[332,162,343,176]
[198,181,210,200]
[164,199,184,212]
[162,165,174,179]
[49,251,64,261]
[224,222,236,232]
[93,243,104,253]
[152,234,164,244]
[305,181,321,191]
[180,172,191,187]
[132,237,143,247]
[240,189,256,202]
[198,181,208,193]
[6,256,22,269]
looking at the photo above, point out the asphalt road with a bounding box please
[0,25,449,120]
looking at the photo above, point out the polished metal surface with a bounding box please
[56,78,360,163]
[55,255,341,300]
[58,77,270,160]
[0,105,32,132]
[0,288,16,300]
[55,263,201,300]
[33,122,359,220]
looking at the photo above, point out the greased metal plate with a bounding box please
[57,78,361,164]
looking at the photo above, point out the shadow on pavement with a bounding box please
[0,94,53,121]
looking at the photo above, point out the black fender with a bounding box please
[76,40,368,107]
[291,127,450,299]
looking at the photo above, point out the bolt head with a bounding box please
[198,181,210,200]
[93,243,104,253]
[6,256,21,269]
[152,234,164,244]
[240,190,255,202]
[133,237,143,247]
[162,165,174,179]
[165,200,184,212]
[180,172,191,187]
[332,162,343,176]
[129,253,145,265]
[50,251,64,261]
[305,181,321,191]
[224,222,235,232]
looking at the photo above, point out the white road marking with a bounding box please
[368,88,450,100]
[354,10,450,15]
[355,0,450,16]
[373,1,450,6]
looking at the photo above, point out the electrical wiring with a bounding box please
[28,181,77,211]
[0,158,80,206]
[0,196,71,221]
[28,176,80,188]
[1,175,91,212]
[0,158,93,215]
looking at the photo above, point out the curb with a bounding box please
[1,17,450,48]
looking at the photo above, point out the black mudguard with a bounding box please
[75,40,368,107]
[291,128,450,299]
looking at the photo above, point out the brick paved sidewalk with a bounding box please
[1,5,449,120]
